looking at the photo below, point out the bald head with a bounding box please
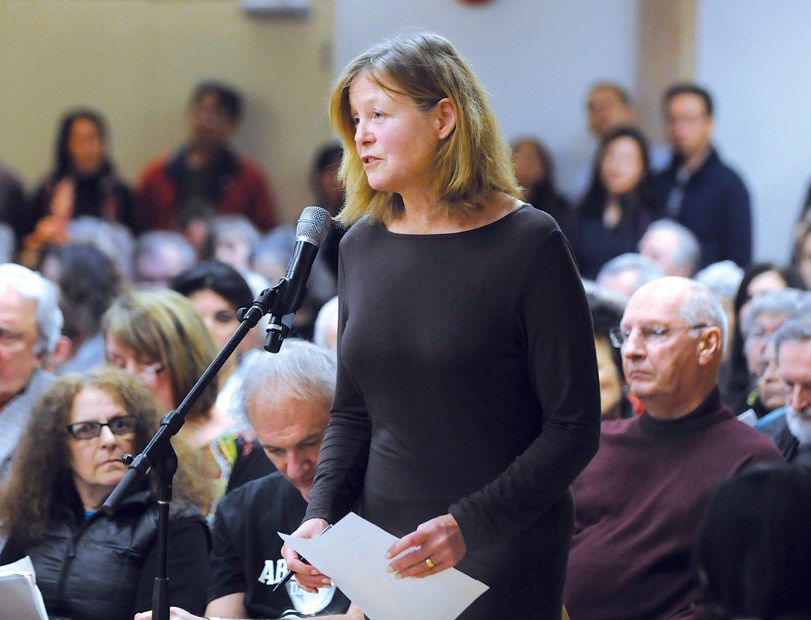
[620,277,726,419]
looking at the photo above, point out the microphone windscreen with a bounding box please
[296,206,332,247]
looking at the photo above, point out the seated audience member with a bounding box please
[210,214,261,273]
[655,82,752,268]
[311,142,346,279]
[170,259,265,420]
[587,289,634,420]
[21,109,135,267]
[595,251,664,301]
[737,289,808,416]
[136,81,277,232]
[695,463,811,619]
[313,295,339,351]
[67,215,137,283]
[790,220,811,290]
[569,126,661,279]
[564,277,782,620]
[724,263,805,418]
[758,317,811,467]
[638,218,700,277]
[693,259,744,356]
[134,340,361,620]
[0,366,211,620]
[510,136,569,224]
[0,159,25,246]
[103,289,272,506]
[38,242,124,374]
[0,263,62,476]
[250,225,296,286]
[742,336,785,426]
[134,230,197,289]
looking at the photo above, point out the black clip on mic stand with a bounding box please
[101,206,332,620]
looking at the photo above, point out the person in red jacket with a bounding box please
[136,81,278,234]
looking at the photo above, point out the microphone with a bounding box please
[265,206,332,352]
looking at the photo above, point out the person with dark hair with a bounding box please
[281,31,600,619]
[654,81,752,268]
[311,142,346,279]
[569,125,662,279]
[586,289,634,420]
[791,220,811,290]
[20,108,135,266]
[136,81,278,233]
[695,463,811,619]
[37,242,124,374]
[0,366,211,620]
[170,259,264,416]
[510,136,570,224]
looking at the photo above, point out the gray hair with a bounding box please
[597,252,665,289]
[239,339,336,426]
[135,230,196,267]
[210,215,261,249]
[643,219,700,274]
[0,263,63,356]
[679,279,729,347]
[741,288,809,338]
[693,260,744,302]
[773,316,811,358]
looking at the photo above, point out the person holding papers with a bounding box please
[0,366,210,620]
[281,31,601,619]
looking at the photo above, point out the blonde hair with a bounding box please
[330,30,521,226]
[102,289,218,419]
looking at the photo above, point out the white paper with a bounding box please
[0,556,49,620]
[279,512,488,620]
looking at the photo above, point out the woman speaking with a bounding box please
[283,31,600,619]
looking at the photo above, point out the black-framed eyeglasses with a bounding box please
[65,415,137,440]
[609,324,709,349]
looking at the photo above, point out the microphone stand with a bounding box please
[102,278,304,620]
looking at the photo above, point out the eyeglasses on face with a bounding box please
[65,415,137,440]
[609,324,709,349]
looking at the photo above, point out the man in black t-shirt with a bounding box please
[135,341,361,620]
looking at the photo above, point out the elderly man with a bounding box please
[757,317,811,467]
[638,218,700,277]
[0,263,62,476]
[564,277,782,620]
[135,340,361,620]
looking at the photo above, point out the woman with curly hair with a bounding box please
[0,366,210,620]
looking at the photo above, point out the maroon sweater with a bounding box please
[565,388,782,620]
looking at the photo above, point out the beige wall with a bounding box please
[0,0,336,225]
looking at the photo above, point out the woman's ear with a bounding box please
[435,98,457,140]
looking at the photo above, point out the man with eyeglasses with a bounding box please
[654,82,752,269]
[564,277,781,620]
[0,263,62,477]
[135,340,362,620]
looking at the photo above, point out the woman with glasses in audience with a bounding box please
[102,288,270,508]
[0,366,210,620]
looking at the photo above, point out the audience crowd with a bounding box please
[1,75,810,619]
